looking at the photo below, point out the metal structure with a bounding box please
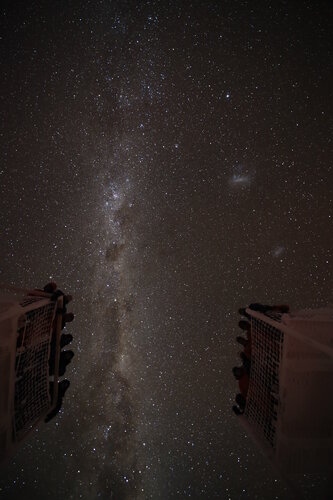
[240,307,333,477]
[0,285,63,461]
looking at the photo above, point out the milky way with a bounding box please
[0,1,332,499]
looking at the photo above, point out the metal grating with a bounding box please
[14,302,56,440]
[245,317,284,449]
[19,296,47,308]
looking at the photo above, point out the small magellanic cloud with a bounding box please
[272,246,285,257]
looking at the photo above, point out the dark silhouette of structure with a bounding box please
[233,303,333,495]
[0,283,74,461]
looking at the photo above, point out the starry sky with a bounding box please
[0,1,332,499]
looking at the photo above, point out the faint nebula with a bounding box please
[229,174,251,186]
[272,246,285,257]
[229,165,253,187]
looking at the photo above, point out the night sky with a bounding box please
[0,1,332,499]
